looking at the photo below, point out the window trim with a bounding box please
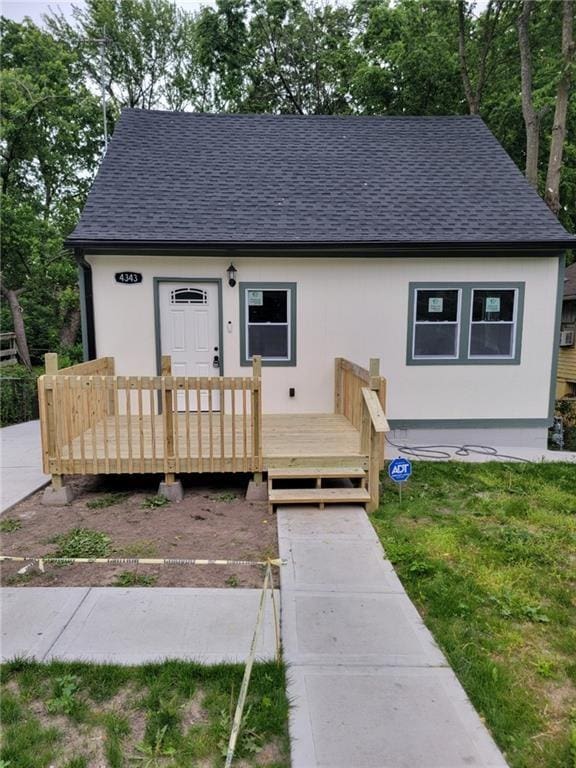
[412,288,462,361]
[406,282,524,366]
[239,282,297,366]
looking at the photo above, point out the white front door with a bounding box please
[159,281,221,410]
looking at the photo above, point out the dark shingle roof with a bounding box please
[68,109,574,247]
[564,262,576,300]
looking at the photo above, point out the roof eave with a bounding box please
[65,238,576,253]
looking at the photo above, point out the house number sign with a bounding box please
[115,272,143,284]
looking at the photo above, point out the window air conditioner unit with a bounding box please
[560,330,575,347]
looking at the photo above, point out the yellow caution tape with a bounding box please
[0,555,284,568]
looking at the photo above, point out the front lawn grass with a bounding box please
[0,658,289,767]
[372,461,576,768]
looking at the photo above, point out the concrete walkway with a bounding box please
[278,506,508,768]
[1,587,279,664]
[0,420,48,514]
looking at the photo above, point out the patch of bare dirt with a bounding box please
[181,688,209,730]
[0,474,276,589]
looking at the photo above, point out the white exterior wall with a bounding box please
[87,255,558,423]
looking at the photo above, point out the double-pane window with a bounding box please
[409,284,522,364]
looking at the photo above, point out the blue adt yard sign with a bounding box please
[388,458,412,484]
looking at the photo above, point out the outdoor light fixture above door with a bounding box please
[227,263,237,287]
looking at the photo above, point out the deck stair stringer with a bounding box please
[267,466,369,513]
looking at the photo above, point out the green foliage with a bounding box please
[0,518,22,533]
[141,495,170,509]
[0,659,289,767]
[54,528,111,558]
[112,571,157,587]
[85,492,130,509]
[373,461,576,768]
[46,675,82,716]
[116,539,158,557]
[211,491,238,502]
[1,17,102,365]
[0,366,40,426]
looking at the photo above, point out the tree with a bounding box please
[352,0,464,115]
[0,18,101,366]
[47,0,196,113]
[457,0,520,115]
[544,0,575,215]
[517,0,541,186]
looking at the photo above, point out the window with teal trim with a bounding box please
[408,283,523,365]
[240,284,296,365]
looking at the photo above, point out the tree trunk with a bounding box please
[545,0,575,215]
[458,0,480,114]
[1,286,32,370]
[517,0,540,187]
[59,305,81,349]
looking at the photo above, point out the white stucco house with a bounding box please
[67,109,574,452]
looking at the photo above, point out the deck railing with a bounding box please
[334,356,389,511]
[38,354,263,479]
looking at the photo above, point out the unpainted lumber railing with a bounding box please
[38,354,263,481]
[334,356,389,511]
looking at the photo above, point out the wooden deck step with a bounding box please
[268,467,366,479]
[269,487,370,505]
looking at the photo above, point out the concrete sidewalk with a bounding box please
[278,506,508,768]
[1,587,279,664]
[0,420,48,514]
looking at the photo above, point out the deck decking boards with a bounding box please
[56,413,363,473]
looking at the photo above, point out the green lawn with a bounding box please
[373,461,576,768]
[0,658,289,768]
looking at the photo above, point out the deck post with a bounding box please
[161,354,174,466]
[159,354,183,500]
[45,352,58,375]
[334,357,343,414]
[41,352,76,504]
[370,358,387,467]
[369,358,380,391]
[44,353,59,483]
[367,424,381,513]
[252,356,262,473]
[106,356,116,415]
[368,358,382,511]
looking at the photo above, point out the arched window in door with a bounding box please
[170,287,208,305]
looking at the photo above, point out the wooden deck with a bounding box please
[38,353,389,510]
[54,413,363,475]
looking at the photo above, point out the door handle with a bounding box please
[213,355,220,368]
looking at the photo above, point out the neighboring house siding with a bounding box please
[557,297,576,396]
[87,254,558,425]
[557,350,576,383]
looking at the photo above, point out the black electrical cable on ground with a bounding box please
[384,434,531,463]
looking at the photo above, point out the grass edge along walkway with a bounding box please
[0,657,290,768]
[372,460,576,768]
